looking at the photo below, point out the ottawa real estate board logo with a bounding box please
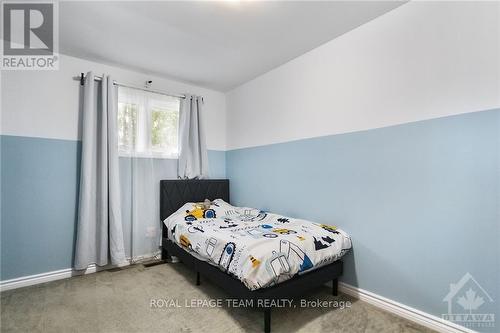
[1,1,58,70]
[442,272,495,330]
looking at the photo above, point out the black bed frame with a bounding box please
[160,179,343,333]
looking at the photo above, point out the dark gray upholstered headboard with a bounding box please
[160,179,229,223]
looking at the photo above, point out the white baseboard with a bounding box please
[0,264,102,291]
[339,282,476,333]
[0,252,160,292]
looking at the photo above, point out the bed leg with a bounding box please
[264,308,271,333]
[161,248,171,262]
[196,272,201,286]
[332,278,338,296]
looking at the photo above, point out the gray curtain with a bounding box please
[178,95,209,179]
[74,71,126,270]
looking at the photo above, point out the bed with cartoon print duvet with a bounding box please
[163,199,352,290]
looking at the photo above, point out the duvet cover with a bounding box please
[163,199,352,290]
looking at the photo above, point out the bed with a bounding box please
[160,179,350,333]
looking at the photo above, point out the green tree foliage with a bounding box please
[151,107,178,151]
[117,103,137,150]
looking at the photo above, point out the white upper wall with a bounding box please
[2,2,498,152]
[226,1,500,150]
[0,54,227,151]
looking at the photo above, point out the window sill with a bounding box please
[118,151,179,160]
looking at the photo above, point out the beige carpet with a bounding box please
[1,263,435,333]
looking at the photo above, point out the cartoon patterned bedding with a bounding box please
[163,199,352,290]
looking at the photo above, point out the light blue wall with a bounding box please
[0,135,226,280]
[1,110,498,328]
[226,109,499,325]
[208,150,227,179]
[1,136,81,280]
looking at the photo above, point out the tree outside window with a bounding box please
[117,88,180,158]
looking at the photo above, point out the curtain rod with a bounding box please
[74,73,186,99]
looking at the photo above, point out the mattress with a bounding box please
[163,199,352,290]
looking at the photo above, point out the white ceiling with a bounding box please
[60,1,405,91]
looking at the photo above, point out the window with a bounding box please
[117,87,180,158]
